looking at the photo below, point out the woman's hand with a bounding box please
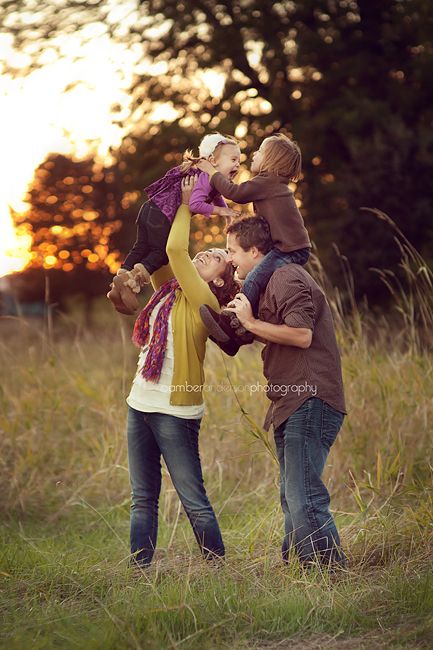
[196,160,217,175]
[181,176,198,204]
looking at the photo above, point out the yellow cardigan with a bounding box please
[149,204,220,405]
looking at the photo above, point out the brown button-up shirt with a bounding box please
[211,171,311,253]
[259,264,346,431]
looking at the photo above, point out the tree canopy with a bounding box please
[2,0,432,303]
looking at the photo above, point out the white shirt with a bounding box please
[126,295,205,419]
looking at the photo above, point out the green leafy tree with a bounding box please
[2,0,432,302]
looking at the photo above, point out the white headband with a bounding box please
[199,133,233,158]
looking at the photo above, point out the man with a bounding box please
[202,216,347,568]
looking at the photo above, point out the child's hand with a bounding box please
[214,206,240,223]
[130,263,151,286]
[196,160,217,175]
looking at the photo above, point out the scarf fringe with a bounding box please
[132,277,180,383]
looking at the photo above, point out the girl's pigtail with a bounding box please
[179,149,202,173]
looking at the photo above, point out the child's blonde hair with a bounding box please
[258,133,302,181]
[179,135,239,173]
[179,151,201,173]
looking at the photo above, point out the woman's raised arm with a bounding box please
[166,180,219,312]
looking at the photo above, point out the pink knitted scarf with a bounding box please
[132,277,180,382]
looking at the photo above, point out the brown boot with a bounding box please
[209,335,240,356]
[199,304,254,345]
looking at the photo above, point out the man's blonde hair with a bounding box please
[258,133,302,180]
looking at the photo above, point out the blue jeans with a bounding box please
[274,398,346,567]
[127,406,225,565]
[243,246,310,316]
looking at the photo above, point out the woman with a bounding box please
[125,177,239,567]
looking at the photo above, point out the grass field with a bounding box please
[1,301,432,649]
[1,227,433,649]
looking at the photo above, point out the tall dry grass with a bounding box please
[1,212,432,648]
[0,212,431,527]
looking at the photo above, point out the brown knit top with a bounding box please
[211,171,311,253]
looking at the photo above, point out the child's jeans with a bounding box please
[122,201,172,275]
[243,247,310,316]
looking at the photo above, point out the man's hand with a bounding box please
[196,160,217,175]
[181,176,198,204]
[227,293,313,347]
[225,293,256,330]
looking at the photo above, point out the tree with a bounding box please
[12,154,124,320]
[2,0,433,303]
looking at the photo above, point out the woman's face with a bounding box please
[192,248,228,283]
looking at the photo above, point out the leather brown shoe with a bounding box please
[200,304,254,345]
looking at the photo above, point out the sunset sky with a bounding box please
[0,24,228,278]
[0,2,277,279]
[0,29,134,277]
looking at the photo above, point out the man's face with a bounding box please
[226,233,260,280]
[213,144,241,179]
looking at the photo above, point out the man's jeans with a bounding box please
[127,406,225,566]
[243,246,310,316]
[274,397,346,566]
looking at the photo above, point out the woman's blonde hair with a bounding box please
[257,133,302,180]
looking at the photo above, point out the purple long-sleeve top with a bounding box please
[144,167,227,223]
[189,172,227,217]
